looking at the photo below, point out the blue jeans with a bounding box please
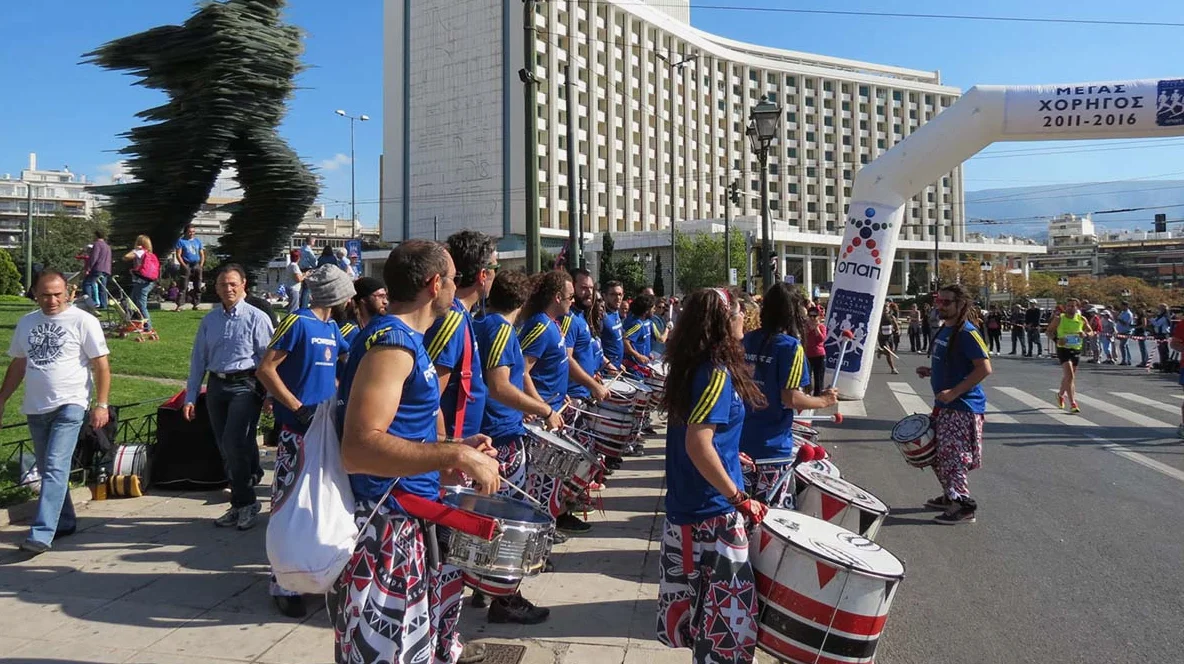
[131,277,153,330]
[26,404,86,546]
[1138,338,1149,365]
[82,272,109,308]
[1119,336,1132,364]
[206,375,263,509]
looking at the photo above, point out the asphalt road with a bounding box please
[814,348,1184,664]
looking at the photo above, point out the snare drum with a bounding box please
[795,467,889,540]
[572,425,629,459]
[891,413,937,468]
[523,424,600,496]
[581,405,635,450]
[790,421,819,444]
[442,488,554,579]
[793,458,840,483]
[113,444,147,479]
[603,381,639,413]
[752,509,905,664]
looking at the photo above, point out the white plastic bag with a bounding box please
[266,400,357,594]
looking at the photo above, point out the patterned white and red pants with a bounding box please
[327,511,465,664]
[656,512,758,664]
[932,408,985,501]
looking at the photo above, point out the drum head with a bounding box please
[892,413,932,443]
[762,508,904,579]
[790,421,819,437]
[796,459,840,478]
[443,488,552,525]
[754,455,797,466]
[649,361,669,378]
[798,468,888,513]
[608,382,638,398]
[524,423,586,455]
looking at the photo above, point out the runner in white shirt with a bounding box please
[0,270,111,554]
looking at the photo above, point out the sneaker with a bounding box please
[924,495,953,510]
[551,531,568,545]
[236,502,262,530]
[470,590,487,609]
[1057,394,1065,410]
[214,507,240,528]
[556,512,591,533]
[604,458,622,471]
[544,559,555,573]
[890,368,900,375]
[488,593,550,625]
[19,539,50,554]
[1071,403,1080,414]
[273,595,306,618]
[934,503,977,525]
[458,641,488,664]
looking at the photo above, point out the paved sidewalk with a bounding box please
[0,441,686,664]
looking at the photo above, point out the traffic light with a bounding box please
[728,180,740,205]
[1155,213,1167,233]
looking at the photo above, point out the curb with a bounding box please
[0,486,93,529]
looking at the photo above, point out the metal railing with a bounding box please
[2,397,170,487]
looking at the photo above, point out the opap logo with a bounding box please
[840,207,891,266]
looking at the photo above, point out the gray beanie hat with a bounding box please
[305,265,356,308]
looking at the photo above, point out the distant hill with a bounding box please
[964,181,1184,241]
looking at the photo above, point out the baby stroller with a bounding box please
[104,278,159,342]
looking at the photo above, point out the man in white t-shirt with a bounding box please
[0,270,111,554]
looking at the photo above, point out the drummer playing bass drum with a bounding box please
[740,283,838,508]
[915,284,992,525]
[656,287,769,664]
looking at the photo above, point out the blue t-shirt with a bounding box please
[601,311,624,366]
[519,312,569,410]
[475,312,527,442]
[563,311,598,399]
[268,309,346,429]
[651,315,667,355]
[338,315,441,506]
[339,320,361,347]
[425,299,487,438]
[930,321,989,413]
[624,315,652,359]
[740,331,810,459]
[664,363,746,525]
[175,237,203,265]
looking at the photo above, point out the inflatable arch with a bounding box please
[825,78,1184,400]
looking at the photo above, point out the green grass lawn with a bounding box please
[0,300,213,505]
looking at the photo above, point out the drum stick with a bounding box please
[766,466,795,504]
[602,369,625,392]
[829,330,856,390]
[499,476,546,510]
[794,413,844,424]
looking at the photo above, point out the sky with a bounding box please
[1,0,1182,228]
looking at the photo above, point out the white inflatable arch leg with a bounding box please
[826,79,1184,400]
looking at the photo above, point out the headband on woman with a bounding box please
[713,288,731,308]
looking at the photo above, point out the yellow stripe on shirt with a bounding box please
[486,323,512,370]
[969,329,990,356]
[786,344,805,390]
[340,322,356,338]
[267,313,301,349]
[689,369,726,424]
[560,314,572,337]
[519,322,548,351]
[625,323,643,337]
[427,311,462,361]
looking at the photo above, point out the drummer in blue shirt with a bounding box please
[600,281,626,370]
[622,293,656,377]
[657,287,768,664]
[564,268,611,404]
[739,284,837,508]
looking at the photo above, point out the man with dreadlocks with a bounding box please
[916,284,992,525]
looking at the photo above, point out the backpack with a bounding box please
[136,252,161,281]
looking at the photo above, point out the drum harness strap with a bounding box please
[452,318,474,438]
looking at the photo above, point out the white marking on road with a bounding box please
[1088,434,1184,485]
[1111,392,1181,416]
[983,402,1020,424]
[1056,391,1176,428]
[837,400,866,418]
[994,387,1092,427]
[886,382,932,416]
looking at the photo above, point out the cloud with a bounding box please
[94,161,132,185]
[319,153,352,171]
[210,166,240,197]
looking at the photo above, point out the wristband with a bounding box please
[727,490,748,506]
[546,408,555,420]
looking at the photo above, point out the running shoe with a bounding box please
[935,503,977,525]
[924,495,953,510]
[1057,394,1065,410]
[1071,402,1080,414]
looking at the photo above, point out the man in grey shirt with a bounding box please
[184,264,274,530]
[82,229,112,309]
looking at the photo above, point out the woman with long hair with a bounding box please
[656,287,767,664]
[915,284,992,525]
[805,304,828,397]
[123,234,156,331]
[740,283,838,507]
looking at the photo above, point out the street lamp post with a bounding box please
[1058,276,1070,301]
[657,51,698,297]
[334,109,369,234]
[748,96,782,290]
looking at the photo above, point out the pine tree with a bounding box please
[653,252,665,296]
[599,230,615,287]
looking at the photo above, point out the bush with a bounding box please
[0,252,22,296]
